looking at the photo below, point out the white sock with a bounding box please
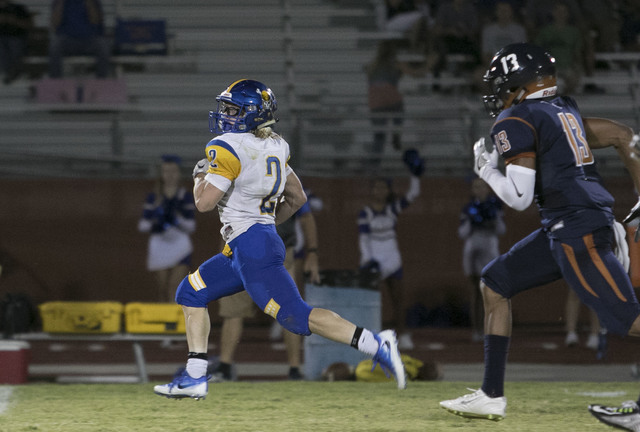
[186,358,208,378]
[356,328,379,356]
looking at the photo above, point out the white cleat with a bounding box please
[565,331,579,347]
[440,388,506,420]
[589,401,640,432]
[373,329,407,390]
[154,370,208,400]
[585,333,599,350]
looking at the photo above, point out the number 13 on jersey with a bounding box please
[558,112,593,166]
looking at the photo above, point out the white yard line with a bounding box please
[0,386,13,415]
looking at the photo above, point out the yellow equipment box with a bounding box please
[39,301,124,333]
[124,303,185,334]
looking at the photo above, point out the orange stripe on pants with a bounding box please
[561,242,599,298]
[583,233,627,302]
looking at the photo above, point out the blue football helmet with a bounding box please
[209,79,278,134]
[483,43,557,117]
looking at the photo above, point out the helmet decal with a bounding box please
[261,90,272,110]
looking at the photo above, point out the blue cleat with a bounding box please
[154,369,208,400]
[372,329,407,389]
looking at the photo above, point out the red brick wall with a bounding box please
[0,176,636,326]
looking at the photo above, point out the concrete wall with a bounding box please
[1,176,636,326]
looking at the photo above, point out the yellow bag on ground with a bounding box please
[355,354,442,382]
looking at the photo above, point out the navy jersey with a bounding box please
[490,96,614,238]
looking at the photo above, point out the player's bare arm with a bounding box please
[584,118,640,193]
[275,170,307,225]
[192,171,225,213]
[585,118,640,240]
[193,175,225,212]
[584,117,634,150]
[298,211,321,284]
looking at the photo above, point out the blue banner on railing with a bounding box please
[114,19,167,56]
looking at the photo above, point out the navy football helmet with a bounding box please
[483,43,557,117]
[209,79,278,134]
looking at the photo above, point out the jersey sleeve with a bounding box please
[490,115,537,164]
[284,143,293,177]
[357,208,371,233]
[204,139,242,192]
[205,139,241,180]
[295,201,311,217]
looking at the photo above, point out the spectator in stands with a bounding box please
[365,40,425,169]
[522,0,603,93]
[358,149,424,350]
[580,0,621,53]
[475,0,524,26]
[473,0,527,91]
[535,1,584,94]
[458,176,505,342]
[521,0,583,40]
[137,154,196,302]
[48,0,110,78]
[480,1,527,63]
[431,0,481,76]
[0,0,32,84]
[210,206,320,382]
[374,0,434,52]
[620,0,640,52]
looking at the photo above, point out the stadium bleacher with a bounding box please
[0,0,638,178]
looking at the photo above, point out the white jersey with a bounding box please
[203,132,293,243]
[358,177,420,279]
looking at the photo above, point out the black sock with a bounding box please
[188,352,208,361]
[481,335,510,398]
[350,327,364,348]
[217,362,232,377]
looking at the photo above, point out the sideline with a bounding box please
[0,386,13,415]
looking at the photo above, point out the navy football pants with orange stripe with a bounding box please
[483,226,640,335]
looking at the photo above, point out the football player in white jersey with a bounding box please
[154,79,406,399]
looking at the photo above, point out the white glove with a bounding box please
[192,158,209,179]
[623,196,640,242]
[473,137,498,177]
[612,221,630,273]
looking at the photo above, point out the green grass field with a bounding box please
[0,381,637,432]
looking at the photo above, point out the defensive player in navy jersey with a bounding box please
[153,79,406,400]
[439,43,640,423]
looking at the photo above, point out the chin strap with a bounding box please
[511,88,527,106]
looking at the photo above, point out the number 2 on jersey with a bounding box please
[557,112,593,166]
[260,156,282,214]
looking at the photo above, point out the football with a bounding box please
[321,362,354,381]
